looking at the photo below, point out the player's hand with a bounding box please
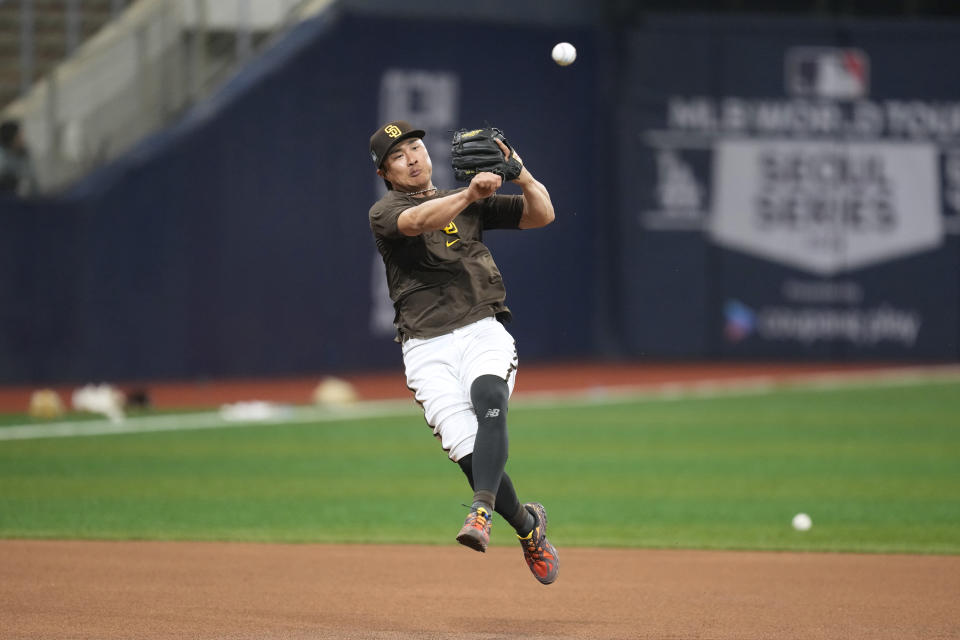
[495,138,528,183]
[466,171,502,201]
[495,138,522,167]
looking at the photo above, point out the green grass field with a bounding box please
[1,377,958,554]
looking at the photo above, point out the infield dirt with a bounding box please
[3,539,959,639]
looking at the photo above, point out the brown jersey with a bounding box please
[369,188,524,341]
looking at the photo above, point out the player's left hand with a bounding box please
[495,138,523,172]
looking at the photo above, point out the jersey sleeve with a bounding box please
[369,198,407,239]
[479,194,524,231]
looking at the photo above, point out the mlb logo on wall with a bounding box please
[786,47,869,99]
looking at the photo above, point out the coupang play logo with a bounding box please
[724,300,756,343]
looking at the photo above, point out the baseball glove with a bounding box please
[450,127,523,182]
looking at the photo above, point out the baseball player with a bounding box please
[368,120,559,585]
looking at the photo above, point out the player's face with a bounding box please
[380,138,432,192]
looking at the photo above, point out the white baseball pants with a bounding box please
[401,317,518,462]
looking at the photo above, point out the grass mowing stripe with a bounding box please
[1,380,957,553]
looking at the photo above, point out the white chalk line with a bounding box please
[1,365,958,441]
[0,400,415,442]
[513,364,960,408]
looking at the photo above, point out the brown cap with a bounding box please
[369,120,426,169]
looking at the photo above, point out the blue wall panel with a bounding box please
[617,16,960,361]
[1,13,599,383]
[2,13,958,385]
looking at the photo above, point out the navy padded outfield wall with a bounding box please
[0,12,603,383]
[1,12,957,384]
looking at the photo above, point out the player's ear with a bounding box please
[376,168,385,179]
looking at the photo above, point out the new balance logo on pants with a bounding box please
[484,409,501,418]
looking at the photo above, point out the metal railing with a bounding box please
[9,0,130,100]
[3,0,329,194]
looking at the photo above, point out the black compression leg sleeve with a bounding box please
[457,455,533,534]
[469,374,510,509]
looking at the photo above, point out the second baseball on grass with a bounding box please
[552,42,576,66]
[792,512,812,531]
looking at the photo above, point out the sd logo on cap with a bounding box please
[369,120,426,169]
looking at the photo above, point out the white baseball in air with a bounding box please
[792,512,812,532]
[551,42,576,66]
